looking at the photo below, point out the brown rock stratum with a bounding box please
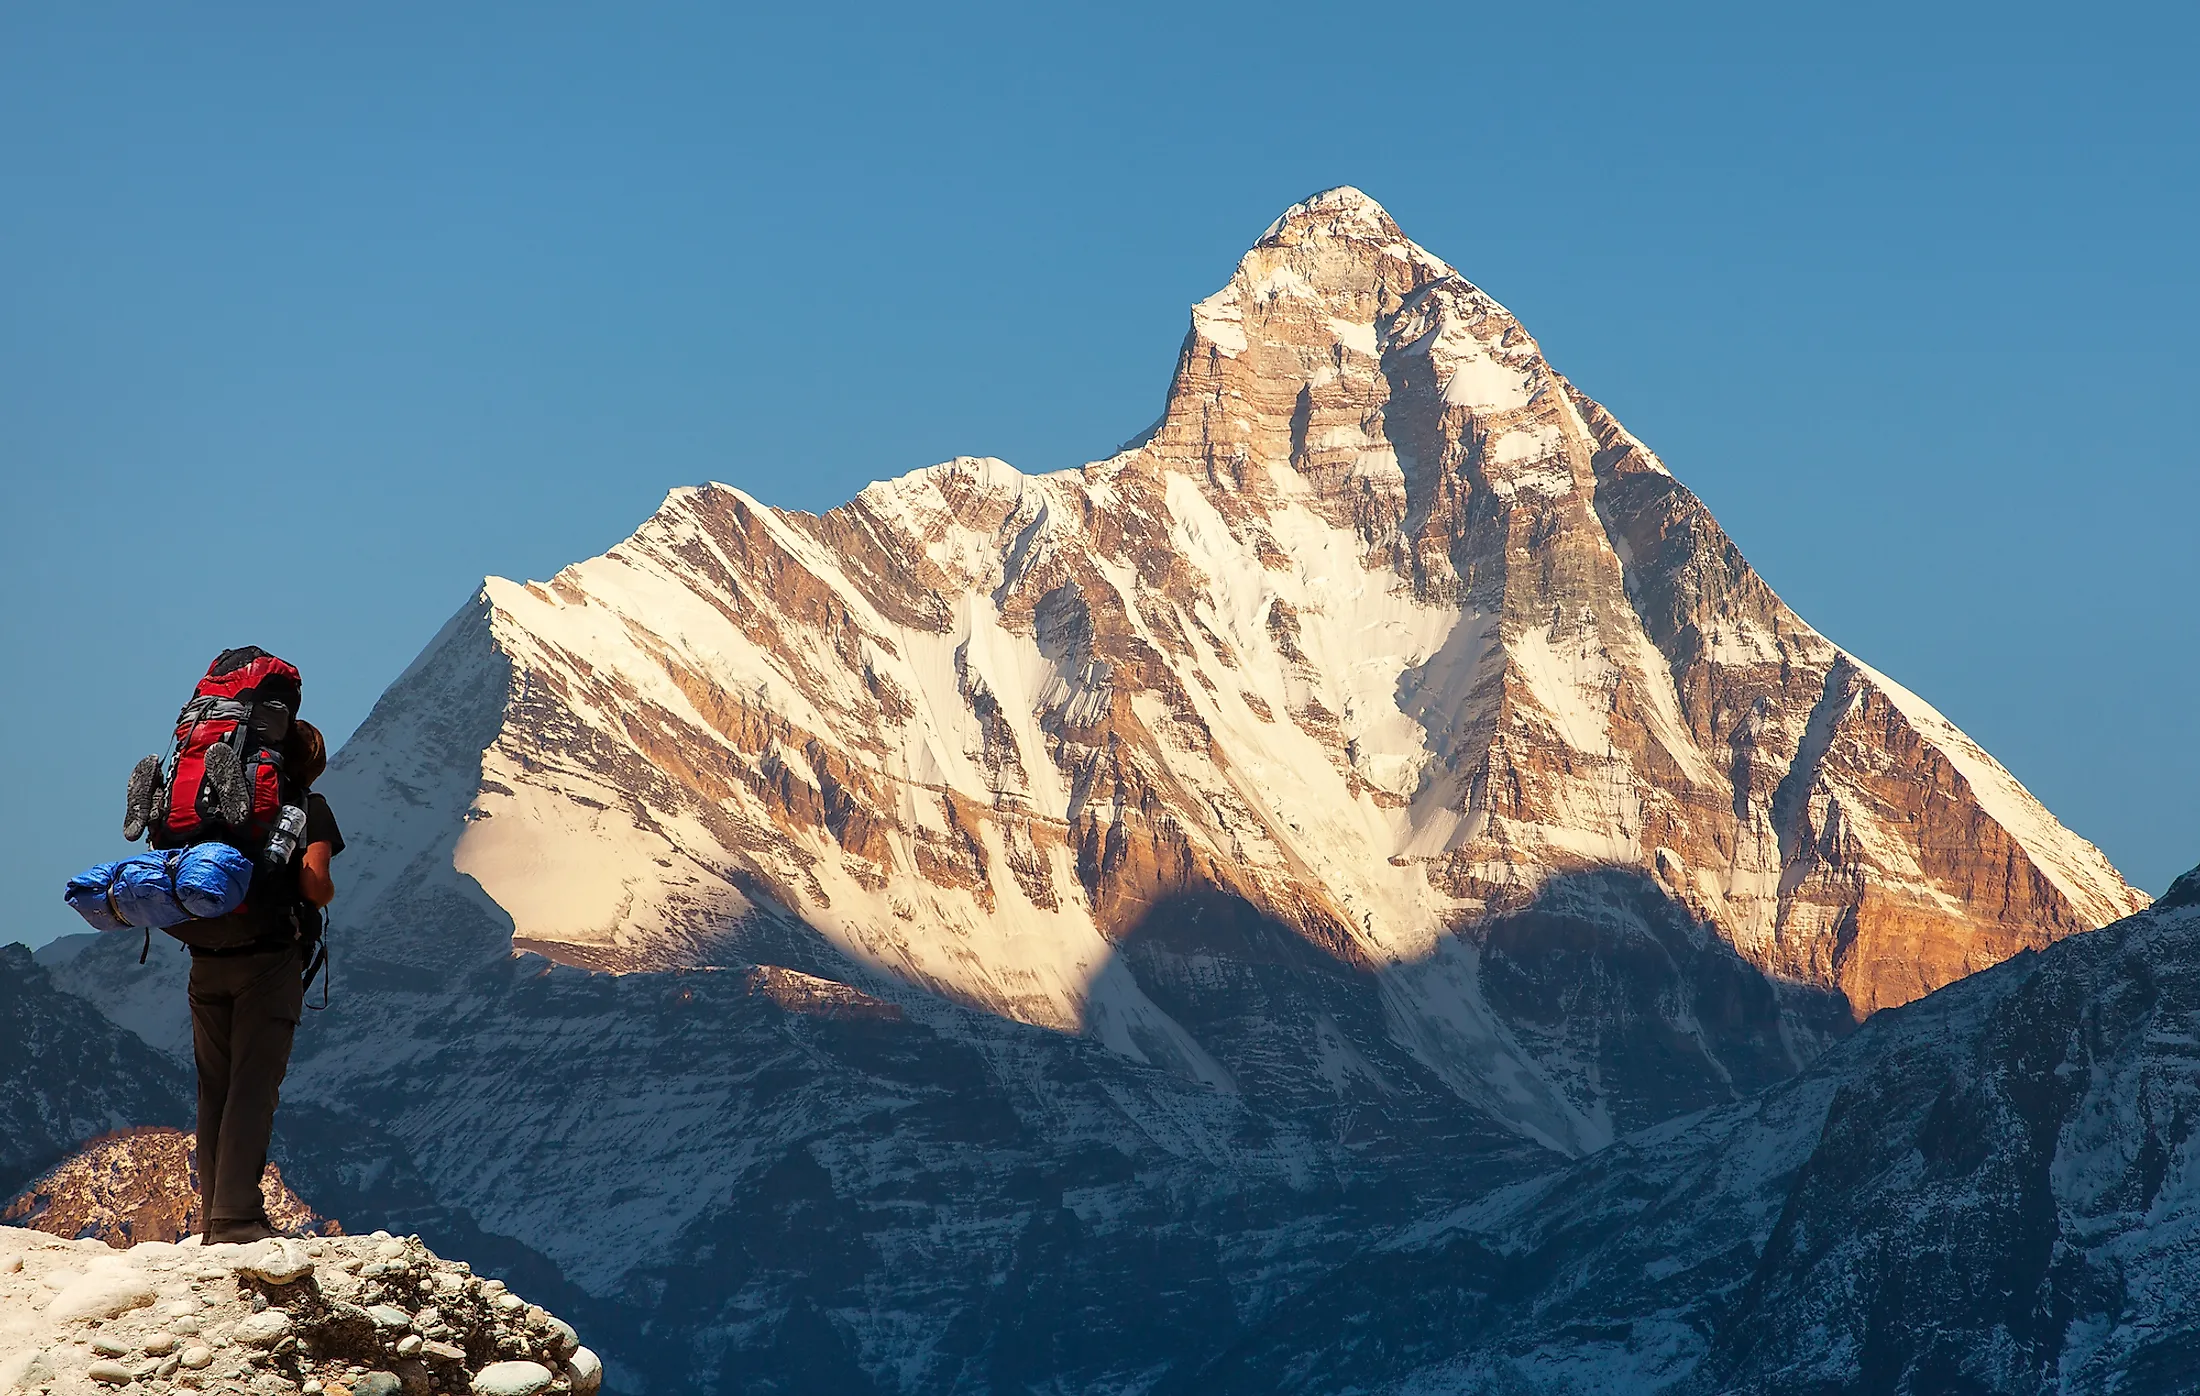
[3,1129,330,1248]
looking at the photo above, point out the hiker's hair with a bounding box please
[286,720,327,790]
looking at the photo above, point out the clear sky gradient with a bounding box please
[5,3,2194,947]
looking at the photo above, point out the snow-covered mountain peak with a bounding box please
[324,189,2147,1154]
[1191,187,1474,367]
[1259,185,1406,242]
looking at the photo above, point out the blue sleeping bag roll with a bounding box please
[64,853,179,930]
[173,843,254,918]
[62,868,131,931]
[63,843,254,931]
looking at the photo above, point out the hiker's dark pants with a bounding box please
[187,944,302,1228]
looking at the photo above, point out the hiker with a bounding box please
[186,717,344,1243]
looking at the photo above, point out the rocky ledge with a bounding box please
[0,1229,599,1396]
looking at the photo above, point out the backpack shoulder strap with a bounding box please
[297,902,331,1010]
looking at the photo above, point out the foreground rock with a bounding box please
[0,1229,598,1396]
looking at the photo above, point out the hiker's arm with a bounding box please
[300,841,335,906]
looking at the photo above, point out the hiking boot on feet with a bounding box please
[204,1218,278,1245]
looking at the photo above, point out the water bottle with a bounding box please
[264,804,309,866]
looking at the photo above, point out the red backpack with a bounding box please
[127,647,304,855]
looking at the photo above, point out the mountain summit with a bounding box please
[326,187,2141,1150]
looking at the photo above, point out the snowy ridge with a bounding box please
[1846,655,2141,928]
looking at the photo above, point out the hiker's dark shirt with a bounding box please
[188,793,344,954]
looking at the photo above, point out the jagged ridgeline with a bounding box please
[40,188,2150,1394]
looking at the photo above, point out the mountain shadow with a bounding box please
[1102,867,1854,1151]
[299,863,1858,1393]
[1168,878,2200,1396]
[26,854,1859,1395]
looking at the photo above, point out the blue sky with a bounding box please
[4,3,2195,947]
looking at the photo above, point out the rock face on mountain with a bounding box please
[36,188,2154,1395]
[1178,869,2200,1395]
[329,185,2139,1149]
[5,1129,331,1249]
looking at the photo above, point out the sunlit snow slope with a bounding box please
[329,186,2143,1153]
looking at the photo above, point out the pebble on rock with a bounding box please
[234,1310,296,1347]
[469,1360,554,1396]
[179,1346,216,1370]
[395,1335,423,1357]
[540,1317,579,1361]
[565,1347,602,1396]
[236,1240,316,1286]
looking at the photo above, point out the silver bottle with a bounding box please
[263,803,309,866]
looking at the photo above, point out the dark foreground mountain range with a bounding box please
[1178,868,2200,1395]
[13,189,2180,1394]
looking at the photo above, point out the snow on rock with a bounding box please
[0,1229,595,1396]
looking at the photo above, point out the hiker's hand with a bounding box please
[300,842,335,906]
